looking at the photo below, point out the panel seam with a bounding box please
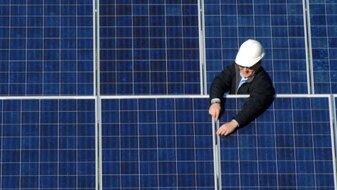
[303,0,314,94]
[329,95,337,189]
[93,0,102,190]
[198,0,207,95]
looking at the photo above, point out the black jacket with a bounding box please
[210,63,275,126]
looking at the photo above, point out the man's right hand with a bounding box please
[208,103,221,120]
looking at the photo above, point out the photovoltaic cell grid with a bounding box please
[2,1,336,96]
[0,1,94,95]
[310,1,337,94]
[0,1,336,96]
[0,99,96,189]
[99,1,201,95]
[219,97,335,189]
[101,98,215,189]
[204,0,308,94]
[0,1,336,190]
[101,96,336,189]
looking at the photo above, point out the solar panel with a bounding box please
[219,96,335,189]
[310,1,337,93]
[101,97,214,189]
[0,98,96,189]
[0,1,94,95]
[99,1,201,95]
[204,1,308,94]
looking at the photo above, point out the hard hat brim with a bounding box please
[235,52,265,67]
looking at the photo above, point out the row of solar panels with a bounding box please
[0,1,336,95]
[0,95,336,189]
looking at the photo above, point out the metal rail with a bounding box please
[212,118,222,190]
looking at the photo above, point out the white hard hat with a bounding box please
[235,39,265,67]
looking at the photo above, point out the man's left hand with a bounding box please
[216,120,239,136]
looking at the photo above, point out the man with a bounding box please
[209,39,275,136]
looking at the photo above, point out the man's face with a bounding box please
[238,63,259,78]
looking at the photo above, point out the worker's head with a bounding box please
[235,39,265,78]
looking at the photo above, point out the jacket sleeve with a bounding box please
[233,75,275,126]
[209,64,235,103]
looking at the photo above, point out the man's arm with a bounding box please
[209,64,236,102]
[209,64,236,120]
[234,78,275,127]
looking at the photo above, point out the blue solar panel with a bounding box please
[0,99,96,189]
[99,1,201,95]
[204,1,308,94]
[101,97,214,189]
[0,1,93,95]
[310,1,337,93]
[219,96,334,189]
